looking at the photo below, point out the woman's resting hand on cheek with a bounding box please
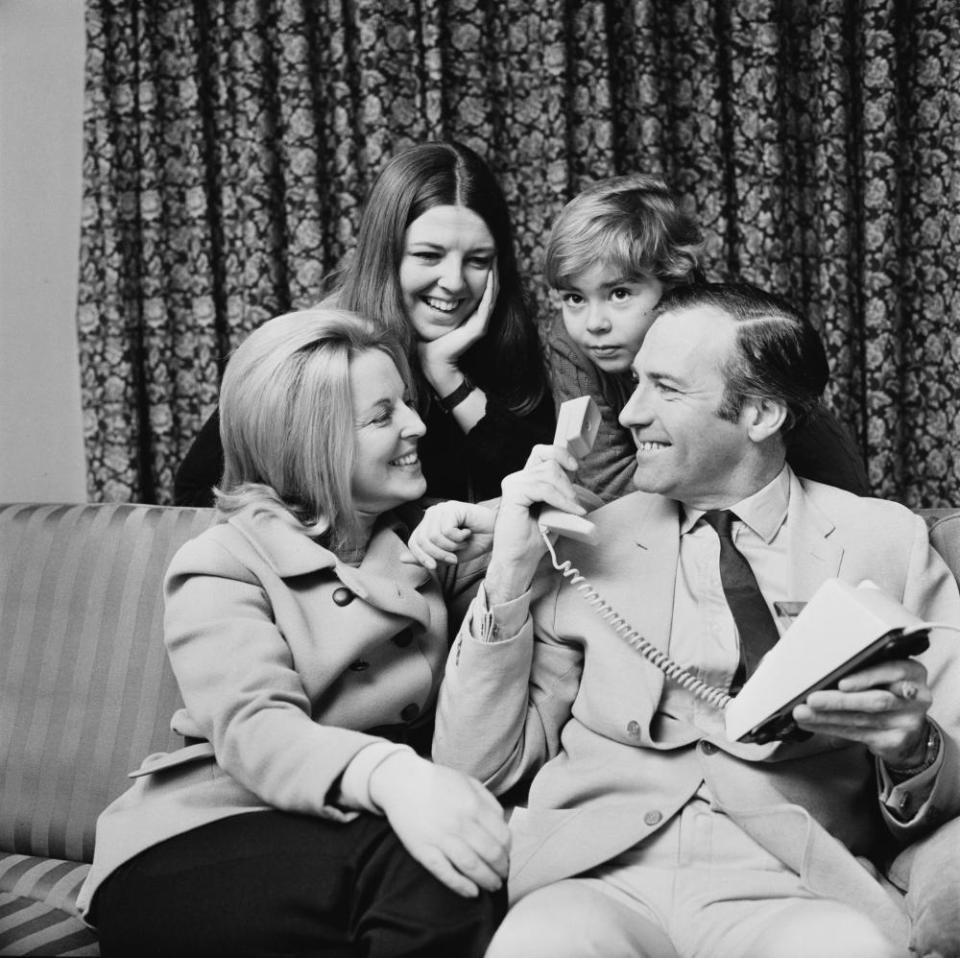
[417,267,498,392]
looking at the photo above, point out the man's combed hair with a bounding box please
[544,173,704,290]
[654,282,830,435]
[215,308,411,552]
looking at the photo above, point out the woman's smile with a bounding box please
[389,449,421,469]
[423,295,463,314]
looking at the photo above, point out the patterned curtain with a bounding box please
[79,0,960,506]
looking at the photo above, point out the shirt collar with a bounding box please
[680,464,792,542]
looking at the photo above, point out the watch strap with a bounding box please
[437,377,474,413]
[887,721,941,780]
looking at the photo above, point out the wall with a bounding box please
[0,0,87,501]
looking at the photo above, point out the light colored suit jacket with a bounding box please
[434,473,960,944]
[78,505,482,916]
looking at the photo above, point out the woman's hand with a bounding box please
[417,267,498,395]
[407,500,497,570]
[369,752,510,898]
[792,658,933,768]
[484,444,585,605]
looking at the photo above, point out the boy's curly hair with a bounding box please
[545,174,704,290]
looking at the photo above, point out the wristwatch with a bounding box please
[437,377,474,413]
[886,722,941,780]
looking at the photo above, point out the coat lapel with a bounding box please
[232,508,338,577]
[339,519,434,629]
[229,509,434,630]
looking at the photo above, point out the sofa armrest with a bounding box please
[889,816,960,958]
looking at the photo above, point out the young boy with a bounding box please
[542,174,869,501]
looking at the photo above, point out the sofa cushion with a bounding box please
[922,510,960,586]
[0,503,214,864]
[887,815,960,958]
[0,853,96,956]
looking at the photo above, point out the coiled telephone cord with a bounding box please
[541,530,733,712]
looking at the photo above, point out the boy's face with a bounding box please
[556,262,665,374]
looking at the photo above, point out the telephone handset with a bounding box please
[537,397,602,545]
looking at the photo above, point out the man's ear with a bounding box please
[742,397,788,442]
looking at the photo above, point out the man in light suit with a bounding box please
[431,283,960,958]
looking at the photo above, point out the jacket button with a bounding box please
[349,660,370,672]
[700,740,718,755]
[401,703,420,722]
[626,720,641,737]
[332,587,355,606]
[643,810,663,826]
[392,628,414,648]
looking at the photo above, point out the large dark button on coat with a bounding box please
[349,660,370,672]
[332,587,355,607]
[392,628,414,649]
[700,740,718,755]
[643,810,663,826]
[401,703,420,722]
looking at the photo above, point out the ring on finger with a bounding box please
[899,681,918,701]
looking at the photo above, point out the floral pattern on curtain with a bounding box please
[79,0,960,506]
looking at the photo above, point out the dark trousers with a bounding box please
[92,810,506,958]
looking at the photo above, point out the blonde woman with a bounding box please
[79,308,509,958]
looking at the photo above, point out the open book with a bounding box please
[724,579,944,744]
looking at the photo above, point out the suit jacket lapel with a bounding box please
[786,472,844,599]
[630,493,681,646]
[611,494,682,719]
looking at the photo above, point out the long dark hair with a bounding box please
[335,142,546,413]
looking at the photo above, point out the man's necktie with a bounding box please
[702,509,780,693]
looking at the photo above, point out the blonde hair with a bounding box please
[215,307,410,552]
[545,173,704,289]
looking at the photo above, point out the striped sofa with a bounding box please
[0,503,213,956]
[1,502,959,957]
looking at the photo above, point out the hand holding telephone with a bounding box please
[537,397,602,545]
